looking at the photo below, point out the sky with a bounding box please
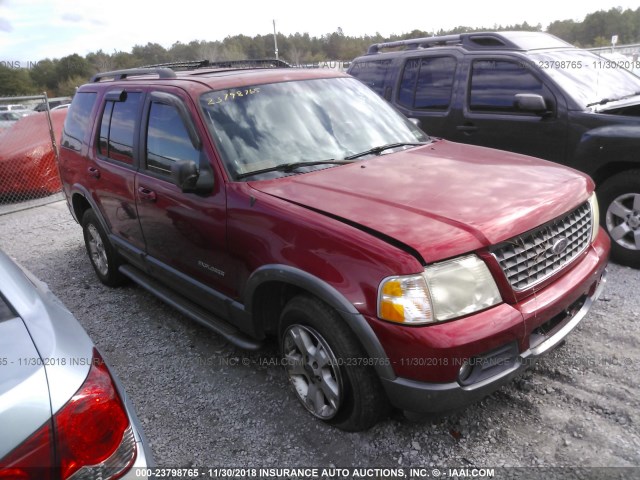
[0,0,638,65]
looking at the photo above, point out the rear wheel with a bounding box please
[81,209,127,286]
[598,170,640,268]
[279,295,388,431]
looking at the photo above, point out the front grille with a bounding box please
[492,202,592,291]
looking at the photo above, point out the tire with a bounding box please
[597,170,640,269]
[279,295,389,431]
[81,209,127,286]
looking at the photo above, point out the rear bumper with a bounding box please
[380,233,609,413]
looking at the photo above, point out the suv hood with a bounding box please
[251,140,592,263]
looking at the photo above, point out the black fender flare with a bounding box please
[68,184,110,233]
[244,264,396,381]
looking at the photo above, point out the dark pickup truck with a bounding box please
[348,31,640,268]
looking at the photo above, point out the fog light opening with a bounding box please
[458,360,474,384]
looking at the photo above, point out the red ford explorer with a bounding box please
[58,62,609,431]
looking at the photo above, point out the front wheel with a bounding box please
[598,170,640,269]
[279,295,389,431]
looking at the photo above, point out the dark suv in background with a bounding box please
[348,31,640,268]
[58,62,608,431]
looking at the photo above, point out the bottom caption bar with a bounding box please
[129,466,635,479]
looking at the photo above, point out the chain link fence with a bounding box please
[0,94,65,214]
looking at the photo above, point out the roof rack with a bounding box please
[367,35,462,54]
[142,58,292,70]
[91,58,292,83]
[140,60,212,70]
[366,32,572,55]
[91,68,176,83]
[207,58,291,69]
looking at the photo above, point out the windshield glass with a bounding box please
[200,77,428,180]
[529,50,640,109]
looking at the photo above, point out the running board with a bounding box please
[119,265,262,350]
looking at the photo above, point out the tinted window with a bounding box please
[98,92,141,164]
[98,102,113,155]
[61,92,97,152]
[398,57,456,110]
[349,60,391,95]
[146,102,199,176]
[398,59,419,107]
[470,60,545,113]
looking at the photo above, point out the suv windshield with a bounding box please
[200,77,429,180]
[529,50,640,110]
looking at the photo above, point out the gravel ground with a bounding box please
[1,200,639,478]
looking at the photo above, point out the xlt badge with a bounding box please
[198,260,225,277]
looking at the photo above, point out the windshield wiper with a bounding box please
[586,91,640,108]
[344,142,429,161]
[236,159,352,180]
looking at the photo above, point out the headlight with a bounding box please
[588,192,600,242]
[378,255,502,325]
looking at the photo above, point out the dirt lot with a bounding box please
[1,200,638,478]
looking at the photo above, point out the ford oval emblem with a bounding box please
[550,237,569,256]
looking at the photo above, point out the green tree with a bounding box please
[111,51,138,70]
[86,50,116,74]
[56,54,92,84]
[548,19,579,43]
[29,59,59,92]
[56,75,87,96]
[27,5,640,73]
[0,65,37,95]
[131,42,170,66]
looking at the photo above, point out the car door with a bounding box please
[392,53,462,138]
[89,89,146,252]
[450,56,567,163]
[134,87,235,315]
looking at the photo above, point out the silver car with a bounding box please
[0,111,20,130]
[0,250,152,478]
[0,104,34,118]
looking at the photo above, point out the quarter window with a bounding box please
[98,92,141,164]
[469,60,548,113]
[397,57,457,110]
[146,102,199,176]
[349,60,392,95]
[61,92,97,152]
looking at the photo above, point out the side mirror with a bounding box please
[514,94,548,115]
[171,160,199,193]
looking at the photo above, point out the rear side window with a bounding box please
[397,56,457,110]
[145,102,199,176]
[349,60,392,95]
[61,92,97,152]
[98,92,141,164]
[469,60,546,113]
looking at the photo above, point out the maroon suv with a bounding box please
[58,63,609,431]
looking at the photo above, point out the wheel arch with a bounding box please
[69,185,109,233]
[244,264,396,381]
[590,161,639,187]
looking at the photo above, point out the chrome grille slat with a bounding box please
[492,203,592,291]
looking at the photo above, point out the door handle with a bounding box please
[87,167,100,179]
[137,186,157,202]
[456,124,478,133]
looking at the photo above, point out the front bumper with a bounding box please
[379,233,609,414]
